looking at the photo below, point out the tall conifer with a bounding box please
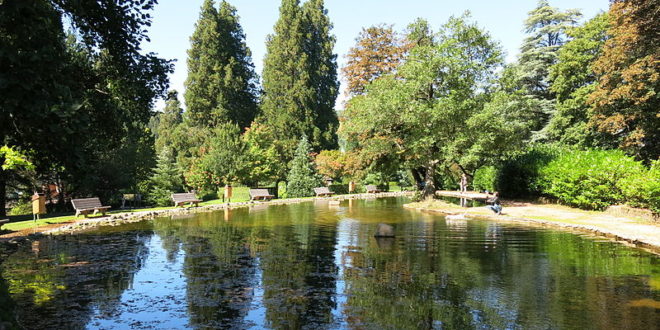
[261,0,339,160]
[184,0,258,129]
[303,0,339,150]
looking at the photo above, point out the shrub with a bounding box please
[472,166,497,192]
[619,159,660,213]
[537,149,645,210]
[8,199,31,216]
[496,144,565,197]
[286,137,323,198]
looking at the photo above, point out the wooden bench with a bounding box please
[71,197,111,218]
[314,187,335,197]
[172,192,202,207]
[365,185,381,193]
[249,188,274,201]
[0,219,8,230]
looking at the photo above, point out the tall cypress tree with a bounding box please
[261,0,339,162]
[184,0,258,129]
[261,0,315,158]
[302,0,339,150]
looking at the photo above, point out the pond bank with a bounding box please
[0,191,414,240]
[404,199,660,254]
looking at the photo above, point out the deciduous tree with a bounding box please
[589,0,660,160]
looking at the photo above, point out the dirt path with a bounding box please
[405,199,660,253]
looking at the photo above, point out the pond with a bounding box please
[0,197,658,329]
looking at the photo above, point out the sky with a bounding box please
[143,0,609,110]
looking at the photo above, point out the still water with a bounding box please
[1,197,658,329]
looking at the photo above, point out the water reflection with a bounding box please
[0,197,658,329]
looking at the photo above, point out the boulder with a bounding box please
[374,223,395,237]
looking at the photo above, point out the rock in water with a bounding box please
[374,223,395,237]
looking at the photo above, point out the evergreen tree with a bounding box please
[184,0,258,129]
[303,0,339,150]
[149,149,184,206]
[286,136,322,198]
[260,0,338,164]
[518,0,581,136]
[155,90,184,155]
[546,13,609,147]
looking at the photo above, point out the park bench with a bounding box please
[365,185,381,193]
[0,219,8,231]
[172,192,202,207]
[250,188,274,201]
[314,187,335,197]
[71,197,111,218]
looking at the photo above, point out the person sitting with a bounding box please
[486,191,502,215]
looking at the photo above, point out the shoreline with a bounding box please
[404,200,660,255]
[0,191,414,240]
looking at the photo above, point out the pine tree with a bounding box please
[149,149,184,206]
[286,136,322,198]
[518,0,581,136]
[184,0,258,129]
[303,0,339,150]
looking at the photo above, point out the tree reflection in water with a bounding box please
[0,197,658,329]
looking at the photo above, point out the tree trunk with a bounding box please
[421,162,437,199]
[0,160,6,218]
[410,168,424,190]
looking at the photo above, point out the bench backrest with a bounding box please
[71,197,104,210]
[314,187,332,194]
[172,192,198,202]
[250,189,272,197]
[366,185,378,191]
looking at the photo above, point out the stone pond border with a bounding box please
[403,204,660,255]
[40,191,415,236]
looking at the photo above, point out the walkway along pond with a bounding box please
[0,196,658,328]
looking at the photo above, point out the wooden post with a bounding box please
[224,184,233,203]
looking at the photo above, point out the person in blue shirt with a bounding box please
[486,191,502,215]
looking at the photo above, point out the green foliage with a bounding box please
[496,144,564,197]
[537,149,646,210]
[260,0,338,164]
[184,0,258,129]
[200,123,248,186]
[546,13,609,147]
[154,90,184,156]
[340,14,516,197]
[517,0,581,136]
[473,166,497,192]
[148,149,184,206]
[286,137,322,198]
[8,199,32,216]
[0,146,34,171]
[614,160,660,214]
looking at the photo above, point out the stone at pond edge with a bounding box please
[375,223,395,237]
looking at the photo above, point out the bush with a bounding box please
[619,159,660,213]
[8,199,31,216]
[472,166,497,192]
[496,144,565,197]
[537,149,645,210]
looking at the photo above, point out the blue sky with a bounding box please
[143,0,609,109]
